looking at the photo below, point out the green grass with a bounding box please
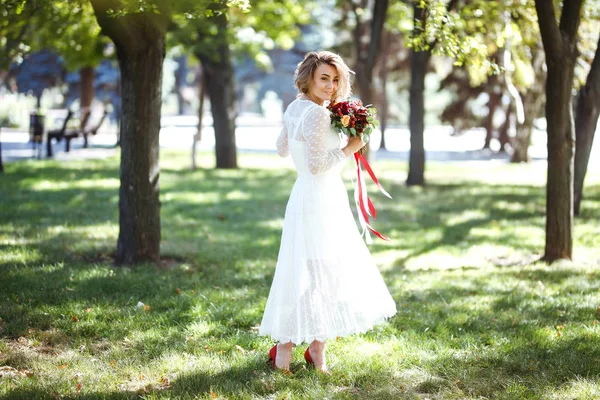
[1,150,600,399]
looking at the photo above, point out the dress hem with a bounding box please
[258,310,396,345]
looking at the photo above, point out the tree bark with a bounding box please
[498,104,511,152]
[407,2,430,186]
[483,78,501,151]
[378,31,389,150]
[197,13,237,169]
[574,35,600,216]
[351,0,389,160]
[534,0,583,262]
[192,66,205,170]
[80,65,95,148]
[90,1,169,265]
[80,65,95,110]
[0,127,4,173]
[175,55,187,115]
[511,44,545,163]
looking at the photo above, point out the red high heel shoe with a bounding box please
[268,345,292,374]
[304,347,314,366]
[268,345,277,367]
[304,346,331,374]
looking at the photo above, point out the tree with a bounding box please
[1,1,108,110]
[86,0,250,265]
[406,0,457,186]
[197,7,238,168]
[574,34,600,215]
[89,0,171,264]
[171,0,309,169]
[534,0,584,261]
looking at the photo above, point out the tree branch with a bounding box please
[584,34,600,94]
[559,0,584,43]
[534,0,562,58]
[365,0,389,77]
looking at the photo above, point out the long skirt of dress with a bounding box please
[259,173,397,345]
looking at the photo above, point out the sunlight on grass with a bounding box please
[1,151,600,399]
[27,178,120,192]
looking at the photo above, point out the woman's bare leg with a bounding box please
[276,342,293,370]
[308,340,327,371]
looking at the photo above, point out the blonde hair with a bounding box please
[294,51,352,101]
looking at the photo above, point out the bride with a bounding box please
[259,51,397,373]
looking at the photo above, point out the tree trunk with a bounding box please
[90,1,169,265]
[197,14,237,169]
[351,0,389,160]
[80,66,95,110]
[175,55,187,115]
[534,0,583,262]
[498,105,512,152]
[511,44,546,163]
[543,59,575,261]
[407,2,429,186]
[0,127,4,173]
[378,35,389,150]
[574,35,600,216]
[192,67,205,170]
[483,81,501,151]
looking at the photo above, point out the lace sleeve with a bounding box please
[276,125,289,157]
[303,106,346,175]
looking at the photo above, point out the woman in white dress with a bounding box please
[259,51,397,373]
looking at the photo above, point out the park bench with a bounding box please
[46,107,108,157]
[46,109,74,157]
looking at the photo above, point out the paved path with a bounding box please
[1,124,599,166]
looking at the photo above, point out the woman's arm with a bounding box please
[304,107,347,175]
[276,126,290,157]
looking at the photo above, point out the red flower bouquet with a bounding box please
[327,99,391,243]
[327,99,379,155]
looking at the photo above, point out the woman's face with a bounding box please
[308,63,339,104]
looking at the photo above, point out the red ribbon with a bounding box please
[354,153,391,241]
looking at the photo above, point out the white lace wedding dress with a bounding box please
[259,98,397,345]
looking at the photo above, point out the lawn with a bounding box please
[1,150,600,399]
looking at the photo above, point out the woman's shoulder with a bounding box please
[284,99,327,119]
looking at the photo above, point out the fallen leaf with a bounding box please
[175,288,181,295]
[72,315,79,322]
[234,345,245,353]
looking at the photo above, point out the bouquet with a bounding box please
[327,99,391,243]
[327,100,379,155]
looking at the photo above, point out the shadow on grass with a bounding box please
[2,156,600,398]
